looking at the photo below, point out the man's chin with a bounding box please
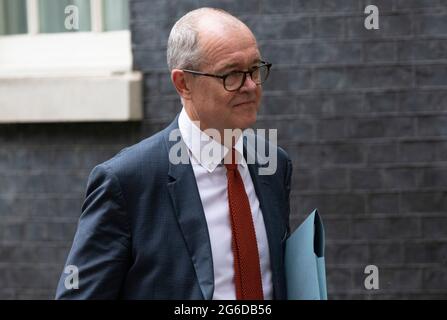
[233,114,257,130]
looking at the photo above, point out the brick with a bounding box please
[199,0,260,15]
[364,91,398,113]
[314,66,413,90]
[418,116,447,136]
[0,196,27,217]
[370,242,404,264]
[323,218,351,240]
[295,192,366,216]
[145,95,181,120]
[318,168,348,190]
[144,72,160,95]
[382,167,419,190]
[0,147,27,171]
[313,16,345,38]
[293,168,318,190]
[130,0,168,21]
[325,267,353,293]
[131,19,171,47]
[259,94,296,115]
[133,47,168,71]
[350,168,383,190]
[436,141,447,161]
[352,217,421,239]
[327,143,365,164]
[5,123,140,146]
[397,39,447,62]
[326,242,369,265]
[316,119,346,140]
[296,143,365,165]
[398,89,447,112]
[367,143,398,163]
[264,67,312,91]
[243,16,311,41]
[168,0,206,18]
[298,41,362,64]
[312,67,346,90]
[420,167,447,188]
[422,217,447,238]
[0,245,70,264]
[423,267,447,290]
[414,14,447,36]
[350,66,413,89]
[394,0,443,10]
[27,197,82,219]
[255,118,314,142]
[75,146,125,171]
[346,117,415,139]
[259,0,292,14]
[0,222,25,242]
[297,93,363,115]
[404,241,447,264]
[416,65,447,87]
[293,0,360,13]
[398,141,437,162]
[401,191,447,213]
[0,173,86,195]
[259,42,297,65]
[367,193,400,214]
[364,40,396,63]
[159,72,177,95]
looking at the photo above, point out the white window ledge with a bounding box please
[0,31,143,123]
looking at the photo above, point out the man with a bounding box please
[56,7,292,300]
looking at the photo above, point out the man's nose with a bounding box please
[240,73,258,91]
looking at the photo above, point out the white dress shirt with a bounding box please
[178,108,273,300]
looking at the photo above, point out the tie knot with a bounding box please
[224,147,238,171]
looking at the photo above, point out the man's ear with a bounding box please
[171,69,192,100]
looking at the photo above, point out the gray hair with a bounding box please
[167,8,244,71]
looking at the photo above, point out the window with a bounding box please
[0,0,142,123]
[0,0,129,35]
[0,0,27,35]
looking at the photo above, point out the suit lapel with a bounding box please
[163,118,214,300]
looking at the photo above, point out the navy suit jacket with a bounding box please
[55,115,292,299]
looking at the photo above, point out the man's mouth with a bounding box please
[234,101,255,107]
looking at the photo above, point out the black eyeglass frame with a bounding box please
[182,61,272,92]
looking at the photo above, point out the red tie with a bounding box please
[225,148,264,300]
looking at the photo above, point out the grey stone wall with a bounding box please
[0,0,446,299]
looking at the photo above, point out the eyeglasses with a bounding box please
[182,61,272,92]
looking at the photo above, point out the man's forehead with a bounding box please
[217,57,262,71]
[198,33,260,69]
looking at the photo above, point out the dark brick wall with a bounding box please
[1,0,446,299]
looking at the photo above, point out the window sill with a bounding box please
[0,72,142,123]
[0,30,143,123]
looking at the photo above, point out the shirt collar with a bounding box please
[178,108,246,173]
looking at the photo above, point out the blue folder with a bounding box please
[285,209,328,300]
